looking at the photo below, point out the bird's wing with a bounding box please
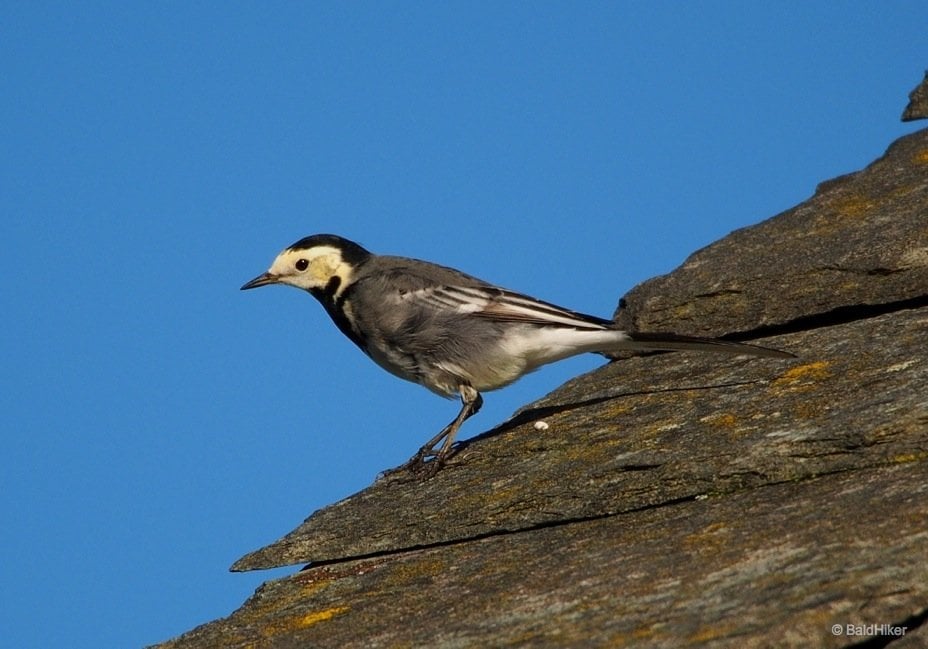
[406,283,614,331]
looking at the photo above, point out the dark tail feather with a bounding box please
[625,331,796,359]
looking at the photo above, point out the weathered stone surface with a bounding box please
[151,123,928,647]
[157,461,928,649]
[903,70,928,121]
[612,128,928,339]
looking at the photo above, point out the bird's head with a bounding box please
[240,234,371,299]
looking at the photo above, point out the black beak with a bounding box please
[240,272,280,290]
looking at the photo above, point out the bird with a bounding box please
[241,234,794,472]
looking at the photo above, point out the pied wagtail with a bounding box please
[242,234,793,471]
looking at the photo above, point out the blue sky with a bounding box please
[2,3,924,647]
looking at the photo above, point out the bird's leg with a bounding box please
[407,385,483,471]
[433,385,483,464]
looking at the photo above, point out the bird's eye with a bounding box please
[295,259,309,271]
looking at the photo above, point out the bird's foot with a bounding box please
[391,442,455,479]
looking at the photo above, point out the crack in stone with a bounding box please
[300,461,922,571]
[724,294,928,344]
[820,265,907,277]
[300,494,702,570]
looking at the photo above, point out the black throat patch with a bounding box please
[310,276,367,352]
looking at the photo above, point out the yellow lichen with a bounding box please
[299,606,350,627]
[772,361,832,389]
[699,413,738,428]
[260,605,351,639]
[892,452,928,464]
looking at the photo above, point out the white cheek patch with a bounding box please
[310,258,335,282]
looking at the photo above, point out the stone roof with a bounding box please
[152,76,928,649]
